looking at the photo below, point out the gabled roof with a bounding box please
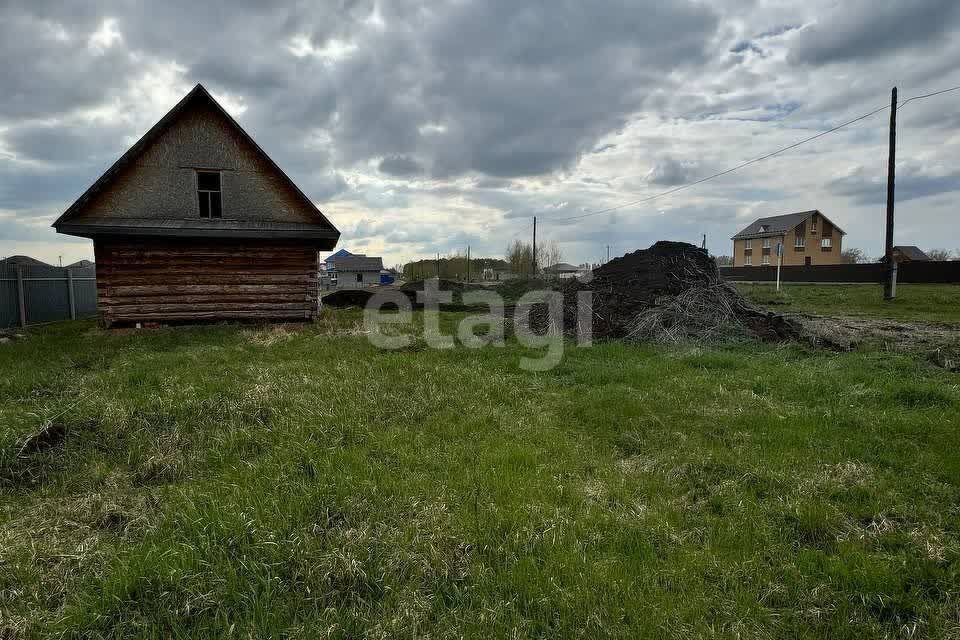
[732,210,846,240]
[53,84,339,242]
[335,256,384,271]
[543,262,580,273]
[326,248,356,262]
[893,246,930,261]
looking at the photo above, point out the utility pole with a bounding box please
[466,245,470,283]
[701,234,706,250]
[532,216,537,276]
[606,245,610,263]
[884,86,898,301]
[436,253,441,279]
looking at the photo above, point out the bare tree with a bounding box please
[840,248,871,264]
[927,248,954,261]
[713,255,734,266]
[542,240,563,269]
[505,240,533,276]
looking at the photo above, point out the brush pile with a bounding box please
[528,241,801,343]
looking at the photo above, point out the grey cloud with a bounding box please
[5,121,128,165]
[828,163,960,205]
[646,156,700,186]
[331,0,720,177]
[378,155,424,177]
[789,0,960,65]
[0,6,137,119]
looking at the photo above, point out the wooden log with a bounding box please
[103,283,312,297]
[95,273,316,286]
[104,302,311,314]
[107,310,312,321]
[99,294,314,306]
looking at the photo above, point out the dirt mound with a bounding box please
[529,241,801,343]
[400,279,465,294]
[322,289,411,309]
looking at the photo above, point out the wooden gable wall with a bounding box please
[71,99,324,227]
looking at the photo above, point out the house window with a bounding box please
[197,171,222,219]
[745,239,752,249]
[762,255,770,265]
[762,238,771,249]
[821,238,832,249]
[744,255,752,265]
[795,235,805,248]
[356,273,363,283]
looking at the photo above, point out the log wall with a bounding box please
[94,239,318,325]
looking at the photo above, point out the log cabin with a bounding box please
[53,84,340,327]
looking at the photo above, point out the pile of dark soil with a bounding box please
[322,288,410,309]
[528,241,801,343]
[323,279,483,310]
[400,279,466,295]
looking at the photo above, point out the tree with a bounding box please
[840,248,871,264]
[505,240,527,276]
[542,240,563,269]
[713,255,734,266]
[927,248,954,261]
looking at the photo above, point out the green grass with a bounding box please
[736,283,960,324]
[2,314,960,638]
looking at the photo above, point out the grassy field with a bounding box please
[737,283,960,324]
[2,312,959,638]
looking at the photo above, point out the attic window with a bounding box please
[759,225,769,233]
[197,171,222,219]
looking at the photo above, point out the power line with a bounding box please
[550,104,891,223]
[898,84,960,110]
[538,84,960,226]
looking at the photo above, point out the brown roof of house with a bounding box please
[732,210,846,240]
[52,84,339,242]
[893,246,930,261]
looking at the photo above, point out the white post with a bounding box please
[775,242,783,292]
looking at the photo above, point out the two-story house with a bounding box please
[731,210,845,267]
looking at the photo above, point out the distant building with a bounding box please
[482,268,518,282]
[543,262,581,279]
[732,210,845,267]
[892,246,930,263]
[335,256,384,288]
[322,248,360,288]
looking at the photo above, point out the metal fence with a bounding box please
[1,265,98,328]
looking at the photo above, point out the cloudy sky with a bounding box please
[2,0,959,267]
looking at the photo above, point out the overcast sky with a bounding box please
[2,0,959,266]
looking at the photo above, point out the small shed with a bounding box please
[53,84,340,326]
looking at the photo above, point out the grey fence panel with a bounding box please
[24,277,71,324]
[74,278,98,318]
[0,279,18,328]
[0,264,98,328]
